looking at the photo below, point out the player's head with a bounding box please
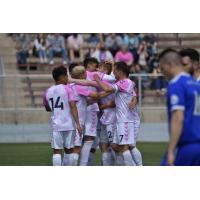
[114,61,129,79]
[159,48,182,80]
[83,57,98,72]
[71,66,87,80]
[52,66,68,84]
[179,48,200,75]
[98,62,112,75]
[68,62,78,75]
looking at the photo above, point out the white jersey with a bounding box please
[43,84,75,131]
[70,83,93,125]
[112,78,136,123]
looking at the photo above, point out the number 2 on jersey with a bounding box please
[49,96,64,111]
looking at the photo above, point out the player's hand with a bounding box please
[94,74,100,82]
[77,124,83,136]
[167,150,174,166]
[128,101,136,109]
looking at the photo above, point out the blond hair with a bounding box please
[71,66,86,77]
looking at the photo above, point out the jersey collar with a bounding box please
[169,72,190,84]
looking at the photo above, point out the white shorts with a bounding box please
[85,111,98,137]
[51,130,75,149]
[74,125,84,147]
[116,122,135,145]
[100,123,116,144]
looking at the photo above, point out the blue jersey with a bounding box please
[167,72,200,147]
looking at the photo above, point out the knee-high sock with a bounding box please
[115,152,124,166]
[63,153,70,166]
[68,153,79,166]
[130,147,143,166]
[102,152,112,166]
[80,141,93,166]
[52,154,62,166]
[122,150,136,166]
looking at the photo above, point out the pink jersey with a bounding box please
[112,78,136,123]
[70,83,93,125]
[43,84,76,131]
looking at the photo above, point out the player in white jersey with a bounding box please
[94,61,142,166]
[43,66,82,166]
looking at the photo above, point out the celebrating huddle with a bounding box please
[43,58,142,166]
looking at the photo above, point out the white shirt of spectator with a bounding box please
[67,34,83,50]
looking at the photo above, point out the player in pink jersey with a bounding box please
[94,61,143,166]
[43,66,82,166]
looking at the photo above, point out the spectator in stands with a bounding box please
[47,33,67,65]
[33,33,48,63]
[138,41,149,72]
[92,42,113,62]
[15,34,31,64]
[105,33,123,56]
[115,44,134,66]
[86,33,100,57]
[67,33,84,62]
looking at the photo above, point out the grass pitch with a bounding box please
[0,142,167,166]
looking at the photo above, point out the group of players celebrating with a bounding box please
[44,46,200,166]
[43,58,143,166]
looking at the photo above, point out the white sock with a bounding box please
[115,152,124,166]
[63,153,70,166]
[110,148,116,166]
[80,141,93,166]
[88,152,95,166]
[130,147,143,166]
[102,152,112,166]
[68,153,79,166]
[122,150,136,166]
[52,154,62,166]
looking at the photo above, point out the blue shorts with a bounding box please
[161,143,200,166]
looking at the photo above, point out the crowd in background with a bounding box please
[9,33,166,94]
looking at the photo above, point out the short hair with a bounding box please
[115,61,129,77]
[99,62,112,75]
[69,62,78,74]
[83,57,98,68]
[179,48,200,63]
[158,48,181,66]
[71,66,86,75]
[52,66,67,81]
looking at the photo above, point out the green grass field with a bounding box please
[0,142,167,166]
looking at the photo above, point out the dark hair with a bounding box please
[179,48,200,62]
[99,62,112,75]
[83,57,98,68]
[115,61,129,77]
[158,48,178,61]
[69,62,78,74]
[52,66,67,81]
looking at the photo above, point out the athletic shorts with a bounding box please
[100,123,117,144]
[116,122,135,145]
[74,125,84,147]
[51,130,75,149]
[85,111,98,137]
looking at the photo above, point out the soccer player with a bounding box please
[94,62,139,166]
[159,49,200,166]
[179,48,200,82]
[43,66,82,166]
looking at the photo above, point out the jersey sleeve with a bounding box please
[116,80,129,92]
[65,85,76,102]
[75,85,91,97]
[42,90,48,107]
[168,83,185,111]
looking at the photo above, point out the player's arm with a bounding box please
[69,101,82,135]
[167,110,184,165]
[128,96,137,109]
[68,78,98,88]
[99,101,116,110]
[43,91,51,112]
[94,74,115,93]
[45,105,51,112]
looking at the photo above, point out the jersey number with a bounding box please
[49,97,64,111]
[193,91,200,116]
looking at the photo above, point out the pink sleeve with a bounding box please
[43,90,48,106]
[65,85,76,102]
[75,85,91,97]
[86,71,94,80]
[132,89,137,97]
[116,80,129,92]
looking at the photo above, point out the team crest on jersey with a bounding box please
[171,94,179,105]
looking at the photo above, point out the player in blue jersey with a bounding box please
[159,49,200,166]
[179,48,200,82]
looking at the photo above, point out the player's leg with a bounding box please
[51,131,63,166]
[130,126,143,166]
[100,125,111,166]
[88,136,99,166]
[80,111,98,166]
[117,122,136,166]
